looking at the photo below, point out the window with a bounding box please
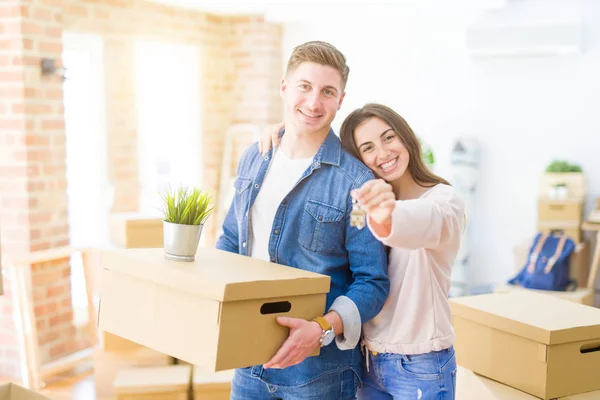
[135,40,202,213]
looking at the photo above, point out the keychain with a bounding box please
[350,198,366,230]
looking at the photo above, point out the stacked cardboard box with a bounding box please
[103,212,166,354]
[113,365,192,400]
[192,368,233,400]
[456,366,600,399]
[109,212,164,249]
[537,173,586,242]
[451,291,600,399]
[0,383,52,400]
[93,347,173,398]
[93,215,173,398]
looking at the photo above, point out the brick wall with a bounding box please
[0,0,282,381]
[1,0,71,378]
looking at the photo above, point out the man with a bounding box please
[216,41,389,399]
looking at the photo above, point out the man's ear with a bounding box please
[337,91,346,110]
[280,77,287,99]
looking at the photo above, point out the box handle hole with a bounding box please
[580,342,600,354]
[260,301,291,315]
[549,205,565,210]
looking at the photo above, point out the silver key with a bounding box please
[350,199,366,230]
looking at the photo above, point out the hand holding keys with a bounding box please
[350,198,366,230]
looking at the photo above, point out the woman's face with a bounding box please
[353,117,409,182]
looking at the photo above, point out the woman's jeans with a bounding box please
[358,347,457,400]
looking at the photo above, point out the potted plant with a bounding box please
[548,183,568,200]
[160,186,214,262]
[545,160,582,173]
[419,138,435,170]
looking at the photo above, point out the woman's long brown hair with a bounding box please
[340,103,450,188]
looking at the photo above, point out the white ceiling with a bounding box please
[143,0,510,22]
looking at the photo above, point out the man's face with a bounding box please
[280,62,346,135]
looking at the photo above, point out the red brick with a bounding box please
[23,38,34,50]
[43,88,62,100]
[49,342,66,358]
[21,21,45,36]
[34,301,58,316]
[31,242,51,252]
[12,55,40,67]
[49,311,72,327]
[68,5,88,17]
[36,319,46,331]
[38,330,60,345]
[41,119,64,130]
[24,87,39,98]
[0,86,25,97]
[32,7,53,21]
[0,6,20,18]
[41,0,63,6]
[0,71,23,82]
[45,26,62,38]
[46,284,67,298]
[39,41,62,53]
[25,134,50,146]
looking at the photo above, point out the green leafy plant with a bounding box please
[545,160,582,173]
[419,138,435,166]
[160,186,215,226]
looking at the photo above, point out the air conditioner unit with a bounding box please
[466,22,583,57]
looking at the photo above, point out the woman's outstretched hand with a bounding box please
[351,179,395,235]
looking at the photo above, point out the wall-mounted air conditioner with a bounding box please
[466,22,583,57]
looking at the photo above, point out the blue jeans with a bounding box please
[358,347,457,400]
[230,366,361,400]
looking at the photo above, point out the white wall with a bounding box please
[280,0,600,286]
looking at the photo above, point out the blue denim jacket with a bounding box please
[216,130,389,386]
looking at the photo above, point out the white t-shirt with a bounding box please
[250,148,313,262]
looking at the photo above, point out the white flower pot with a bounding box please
[163,221,203,262]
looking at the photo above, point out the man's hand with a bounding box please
[263,317,322,369]
[351,179,396,225]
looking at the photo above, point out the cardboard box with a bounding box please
[93,347,173,398]
[192,367,233,400]
[105,213,168,354]
[0,383,51,400]
[536,224,582,243]
[451,291,600,399]
[514,238,590,287]
[98,247,330,372]
[494,284,594,306]
[109,213,163,249]
[102,331,147,353]
[113,365,191,400]
[539,173,586,200]
[538,199,584,223]
[456,366,600,399]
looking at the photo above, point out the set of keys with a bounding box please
[350,198,366,230]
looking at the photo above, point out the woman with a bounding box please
[260,103,464,399]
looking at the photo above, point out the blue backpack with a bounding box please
[508,232,576,291]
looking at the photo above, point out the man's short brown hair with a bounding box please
[286,41,350,91]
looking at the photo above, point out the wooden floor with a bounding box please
[39,368,112,400]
